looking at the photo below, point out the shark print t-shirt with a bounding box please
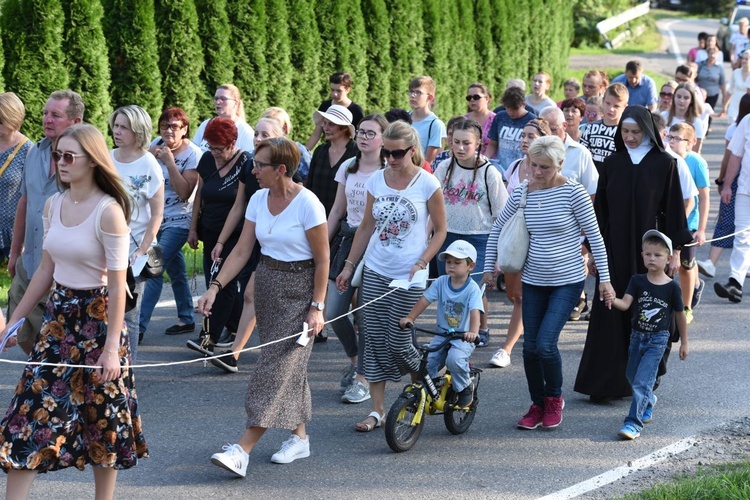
[625,274,684,333]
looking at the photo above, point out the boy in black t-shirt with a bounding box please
[611,230,689,440]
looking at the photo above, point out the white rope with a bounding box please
[0,280,405,370]
[682,225,750,247]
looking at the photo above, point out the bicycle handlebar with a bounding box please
[402,323,481,349]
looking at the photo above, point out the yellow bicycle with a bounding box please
[384,325,482,453]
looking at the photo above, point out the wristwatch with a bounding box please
[310,301,325,311]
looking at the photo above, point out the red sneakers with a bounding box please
[517,403,544,429]
[542,396,565,428]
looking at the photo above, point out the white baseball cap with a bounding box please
[438,240,478,262]
[642,229,673,254]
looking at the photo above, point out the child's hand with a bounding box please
[679,341,688,360]
[398,317,413,330]
[464,331,478,343]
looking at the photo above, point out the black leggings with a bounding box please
[705,94,719,131]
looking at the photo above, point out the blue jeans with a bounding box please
[522,281,585,405]
[139,227,194,333]
[437,232,488,285]
[427,337,475,392]
[625,330,669,430]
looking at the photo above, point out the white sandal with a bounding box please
[355,411,384,432]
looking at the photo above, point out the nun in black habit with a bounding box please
[574,106,693,400]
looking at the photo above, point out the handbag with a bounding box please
[496,180,530,273]
[131,234,164,279]
[351,170,422,287]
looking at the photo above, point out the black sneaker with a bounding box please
[314,332,328,343]
[165,323,195,335]
[691,279,705,309]
[714,278,743,303]
[456,382,474,408]
[138,331,144,344]
[187,333,213,355]
[215,330,236,348]
[211,350,238,373]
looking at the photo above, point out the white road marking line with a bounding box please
[539,437,697,499]
[664,19,685,65]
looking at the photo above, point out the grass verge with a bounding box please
[623,460,750,499]
[572,13,663,56]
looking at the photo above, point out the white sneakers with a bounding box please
[489,348,511,368]
[271,434,310,464]
[696,259,716,278]
[211,443,249,477]
[211,435,311,476]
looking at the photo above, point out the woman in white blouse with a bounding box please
[197,137,328,476]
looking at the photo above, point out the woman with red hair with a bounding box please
[187,118,253,355]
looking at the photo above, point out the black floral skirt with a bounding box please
[0,285,148,473]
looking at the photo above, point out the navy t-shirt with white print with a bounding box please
[625,274,684,333]
[580,120,618,172]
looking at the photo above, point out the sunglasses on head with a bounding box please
[465,94,485,101]
[51,151,88,164]
[381,147,412,160]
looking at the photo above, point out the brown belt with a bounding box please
[261,255,315,273]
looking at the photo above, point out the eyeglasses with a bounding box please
[407,90,426,97]
[465,94,486,101]
[659,92,674,98]
[206,145,226,153]
[356,129,377,140]
[51,151,89,164]
[160,122,185,131]
[214,96,236,103]
[381,147,412,160]
[253,159,281,169]
[667,135,688,142]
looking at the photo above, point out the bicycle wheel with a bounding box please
[444,371,480,435]
[385,394,425,452]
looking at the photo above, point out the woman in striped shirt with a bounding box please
[483,136,615,430]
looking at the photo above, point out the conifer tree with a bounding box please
[154,0,204,125]
[287,0,321,141]
[228,0,268,121]
[102,0,162,121]
[361,0,391,113]
[265,0,293,113]
[63,0,112,133]
[451,0,477,118]
[194,0,234,120]
[1,0,69,140]
[423,0,451,117]
[345,0,369,106]
[473,0,497,95]
[386,0,425,108]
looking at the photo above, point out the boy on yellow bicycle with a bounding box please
[399,240,483,408]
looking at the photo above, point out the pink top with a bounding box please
[465,111,496,151]
[43,193,129,289]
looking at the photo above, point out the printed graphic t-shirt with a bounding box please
[424,275,484,333]
[625,274,684,333]
[580,120,618,172]
[488,110,536,173]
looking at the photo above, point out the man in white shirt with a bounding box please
[540,107,598,196]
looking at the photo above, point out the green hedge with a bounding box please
[1,0,573,143]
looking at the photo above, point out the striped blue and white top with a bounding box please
[484,179,611,286]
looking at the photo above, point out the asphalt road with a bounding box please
[0,16,748,500]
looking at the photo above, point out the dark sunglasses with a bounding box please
[465,94,486,101]
[381,147,412,160]
[51,151,89,164]
[659,92,674,98]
